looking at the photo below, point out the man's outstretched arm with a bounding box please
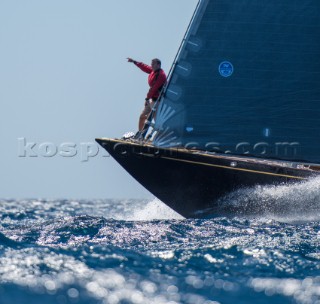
[127,57,152,74]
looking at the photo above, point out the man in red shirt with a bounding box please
[127,57,167,131]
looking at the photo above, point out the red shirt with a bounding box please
[134,62,167,100]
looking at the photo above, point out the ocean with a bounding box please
[1,180,320,304]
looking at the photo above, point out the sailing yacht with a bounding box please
[96,0,320,218]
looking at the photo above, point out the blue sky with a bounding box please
[0,0,198,199]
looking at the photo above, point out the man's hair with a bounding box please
[152,58,161,66]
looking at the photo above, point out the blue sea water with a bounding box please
[1,179,320,304]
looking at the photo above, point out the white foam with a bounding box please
[218,176,320,222]
[126,198,184,221]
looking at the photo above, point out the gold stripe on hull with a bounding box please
[161,157,307,180]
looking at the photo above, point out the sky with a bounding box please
[0,0,198,200]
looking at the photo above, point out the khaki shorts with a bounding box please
[141,100,156,117]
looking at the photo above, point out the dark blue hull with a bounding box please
[96,138,319,218]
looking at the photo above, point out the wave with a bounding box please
[216,176,320,222]
[121,198,184,221]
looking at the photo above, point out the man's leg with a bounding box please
[139,114,148,131]
[138,101,152,131]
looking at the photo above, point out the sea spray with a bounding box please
[215,176,320,222]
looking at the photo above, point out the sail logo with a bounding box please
[219,61,234,77]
